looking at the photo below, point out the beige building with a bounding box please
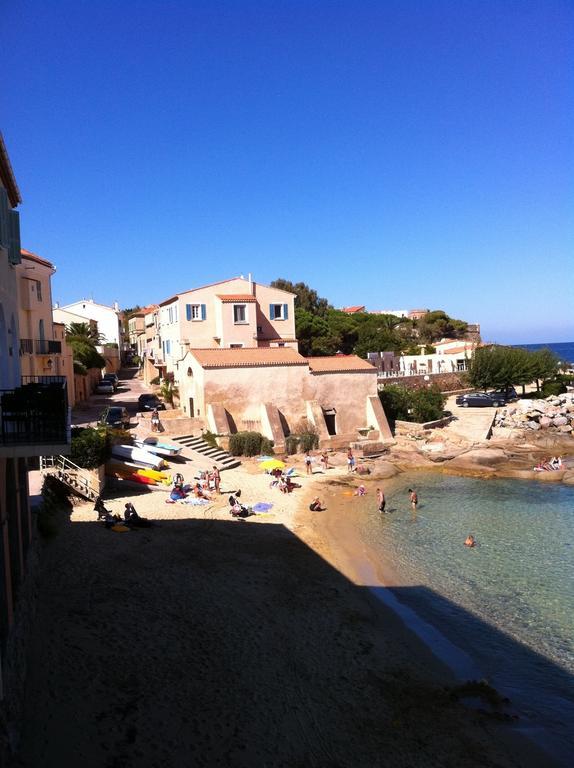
[16,249,76,404]
[0,134,69,696]
[178,347,390,450]
[142,276,297,385]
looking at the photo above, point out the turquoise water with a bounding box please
[353,473,574,762]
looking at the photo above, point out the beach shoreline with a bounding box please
[10,452,562,767]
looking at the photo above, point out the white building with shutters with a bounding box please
[143,276,297,384]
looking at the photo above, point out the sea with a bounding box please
[513,340,574,366]
[335,473,574,764]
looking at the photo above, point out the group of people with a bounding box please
[169,467,221,502]
[269,468,301,494]
[303,451,330,475]
[534,456,563,471]
[94,496,153,529]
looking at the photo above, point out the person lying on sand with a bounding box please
[309,497,325,511]
[354,485,366,496]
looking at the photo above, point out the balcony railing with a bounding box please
[20,339,62,355]
[0,375,70,448]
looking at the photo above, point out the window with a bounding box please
[186,303,206,321]
[35,281,43,301]
[230,343,244,349]
[269,303,289,320]
[233,304,247,324]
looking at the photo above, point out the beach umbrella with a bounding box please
[259,459,285,471]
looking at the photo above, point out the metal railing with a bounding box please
[40,455,100,500]
[20,339,62,355]
[0,376,70,446]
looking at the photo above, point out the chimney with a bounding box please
[54,301,60,309]
[113,301,119,312]
[248,272,253,294]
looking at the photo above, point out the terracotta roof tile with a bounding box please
[341,305,365,314]
[189,347,307,369]
[216,294,257,302]
[307,356,376,373]
[20,249,54,268]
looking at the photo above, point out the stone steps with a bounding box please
[171,434,241,471]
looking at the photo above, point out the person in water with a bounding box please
[464,535,476,548]
[376,487,386,513]
[408,488,418,509]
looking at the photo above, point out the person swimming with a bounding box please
[464,535,476,548]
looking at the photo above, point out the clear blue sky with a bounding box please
[2,0,573,344]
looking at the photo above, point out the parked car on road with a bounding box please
[95,380,115,395]
[103,373,119,390]
[488,387,518,402]
[100,406,130,429]
[137,394,166,411]
[456,392,507,408]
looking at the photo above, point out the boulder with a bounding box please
[539,417,552,428]
[527,421,541,430]
[559,424,572,433]
[552,416,568,427]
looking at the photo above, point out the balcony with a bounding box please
[0,375,71,457]
[20,339,62,355]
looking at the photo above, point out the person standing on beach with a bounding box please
[212,465,221,493]
[320,452,329,471]
[347,448,355,473]
[305,451,313,475]
[408,488,418,509]
[377,487,386,513]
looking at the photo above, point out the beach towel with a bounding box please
[252,502,274,512]
[183,498,210,505]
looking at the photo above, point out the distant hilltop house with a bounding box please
[131,275,392,451]
[340,306,429,320]
[369,338,480,378]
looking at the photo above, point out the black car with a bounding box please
[488,387,518,402]
[103,373,119,390]
[137,394,166,411]
[100,406,130,429]
[456,392,507,408]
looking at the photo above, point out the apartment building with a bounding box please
[16,249,75,405]
[53,298,123,347]
[142,276,297,384]
[0,135,70,696]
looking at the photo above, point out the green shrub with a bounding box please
[228,431,271,457]
[410,386,446,422]
[285,435,299,455]
[298,431,319,452]
[37,475,72,538]
[70,427,111,469]
[202,430,219,449]
[541,380,567,397]
[378,385,411,423]
[260,437,274,455]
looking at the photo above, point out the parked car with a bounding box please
[456,392,507,408]
[95,380,115,395]
[103,372,119,390]
[488,386,518,402]
[137,394,166,411]
[100,406,130,429]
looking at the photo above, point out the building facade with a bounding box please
[0,135,70,697]
[53,299,123,347]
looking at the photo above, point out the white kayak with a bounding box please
[111,444,165,469]
[135,437,183,457]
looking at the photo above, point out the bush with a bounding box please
[37,475,72,538]
[202,430,219,449]
[285,435,299,455]
[70,427,111,469]
[378,385,411,423]
[298,431,319,452]
[260,437,274,455]
[410,386,446,422]
[228,431,273,457]
[541,380,567,397]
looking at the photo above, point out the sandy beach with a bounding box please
[10,452,556,767]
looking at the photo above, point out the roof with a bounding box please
[439,345,473,355]
[159,276,297,307]
[341,305,365,314]
[20,248,55,269]
[0,133,21,207]
[59,299,120,313]
[216,294,257,303]
[307,356,376,373]
[189,347,307,369]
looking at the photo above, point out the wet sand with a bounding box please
[11,458,555,767]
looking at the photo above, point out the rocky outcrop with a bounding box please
[494,394,574,434]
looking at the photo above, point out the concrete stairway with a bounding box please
[171,435,241,471]
[40,455,101,501]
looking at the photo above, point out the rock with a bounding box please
[552,416,568,426]
[559,424,572,433]
[527,421,541,430]
[539,417,552,428]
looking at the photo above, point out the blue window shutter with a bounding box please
[8,210,21,265]
[201,304,206,320]
[269,304,275,320]
[283,303,288,320]
[186,304,191,321]
[0,187,8,248]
